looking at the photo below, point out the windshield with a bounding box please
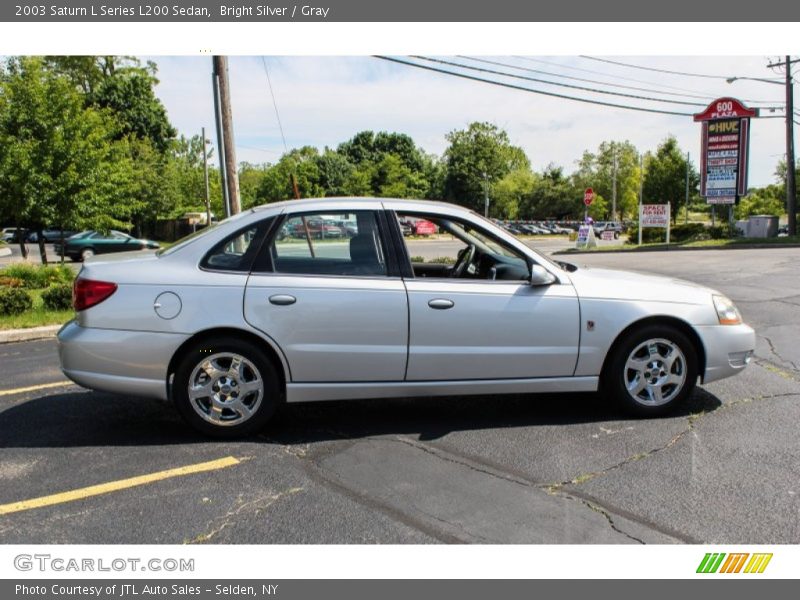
[470,211,564,272]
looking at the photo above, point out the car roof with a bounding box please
[251,196,466,214]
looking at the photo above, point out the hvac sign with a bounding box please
[694,98,758,205]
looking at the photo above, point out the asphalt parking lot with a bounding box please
[0,247,798,544]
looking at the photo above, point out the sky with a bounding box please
[147,55,792,188]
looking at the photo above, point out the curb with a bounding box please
[0,324,62,344]
[554,243,800,256]
[0,247,11,258]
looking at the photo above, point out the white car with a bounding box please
[58,198,755,437]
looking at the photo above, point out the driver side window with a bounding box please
[396,212,530,282]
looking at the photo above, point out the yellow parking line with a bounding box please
[0,381,73,397]
[0,456,241,516]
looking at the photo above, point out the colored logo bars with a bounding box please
[696,552,773,574]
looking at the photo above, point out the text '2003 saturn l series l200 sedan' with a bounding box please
[58,197,755,437]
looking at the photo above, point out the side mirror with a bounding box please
[530,264,556,287]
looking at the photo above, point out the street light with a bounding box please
[727,59,796,236]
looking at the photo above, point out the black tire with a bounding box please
[173,336,281,438]
[602,324,698,417]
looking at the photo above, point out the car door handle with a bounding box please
[269,294,297,306]
[428,298,454,310]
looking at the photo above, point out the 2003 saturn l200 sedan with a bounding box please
[58,198,755,437]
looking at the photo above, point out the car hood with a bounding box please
[565,265,719,305]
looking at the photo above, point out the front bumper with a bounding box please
[57,320,189,400]
[696,323,756,384]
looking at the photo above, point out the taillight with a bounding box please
[73,278,118,311]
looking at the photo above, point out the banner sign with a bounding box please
[694,98,757,203]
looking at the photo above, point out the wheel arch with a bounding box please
[166,327,290,400]
[599,316,706,386]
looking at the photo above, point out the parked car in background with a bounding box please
[593,221,624,239]
[58,197,755,438]
[398,220,413,237]
[54,230,159,262]
[413,219,436,236]
[290,218,343,239]
[1,227,28,243]
[27,229,79,243]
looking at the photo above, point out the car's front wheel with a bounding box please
[603,324,698,416]
[173,337,280,438]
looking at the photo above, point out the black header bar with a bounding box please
[3,0,799,22]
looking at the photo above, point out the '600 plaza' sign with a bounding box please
[693,98,758,205]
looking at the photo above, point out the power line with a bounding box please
[412,55,705,107]
[458,55,716,101]
[374,55,692,117]
[260,56,289,153]
[580,55,783,81]
[512,56,782,104]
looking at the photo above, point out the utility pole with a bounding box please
[611,147,618,222]
[785,56,797,236]
[763,56,798,235]
[685,152,690,224]
[211,66,230,218]
[638,155,643,246]
[202,127,212,227]
[483,172,489,218]
[212,56,240,216]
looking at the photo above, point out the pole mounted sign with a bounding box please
[694,97,758,206]
[584,188,594,206]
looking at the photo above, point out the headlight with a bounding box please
[713,294,742,325]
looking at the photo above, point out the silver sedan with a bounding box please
[58,198,755,437]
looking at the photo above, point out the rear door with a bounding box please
[244,209,409,383]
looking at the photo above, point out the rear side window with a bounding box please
[201,218,273,272]
[267,211,388,277]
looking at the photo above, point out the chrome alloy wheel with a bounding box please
[187,353,264,426]
[623,338,687,407]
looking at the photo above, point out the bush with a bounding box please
[0,276,24,288]
[42,283,74,311]
[626,222,738,244]
[2,263,74,288]
[0,287,34,315]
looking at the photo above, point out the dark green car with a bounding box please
[54,230,160,262]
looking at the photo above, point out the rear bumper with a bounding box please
[696,323,756,384]
[57,320,189,400]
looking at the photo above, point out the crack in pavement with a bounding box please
[546,390,799,494]
[185,487,304,544]
[760,336,800,372]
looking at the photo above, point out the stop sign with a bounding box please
[584,188,594,206]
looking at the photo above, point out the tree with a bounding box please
[642,136,699,222]
[522,165,591,220]
[572,140,641,220]
[736,185,784,219]
[257,146,325,202]
[492,168,537,219]
[443,122,529,213]
[0,57,135,263]
[90,67,176,152]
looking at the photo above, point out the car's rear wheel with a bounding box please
[80,248,95,261]
[603,324,698,416]
[173,337,280,438]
